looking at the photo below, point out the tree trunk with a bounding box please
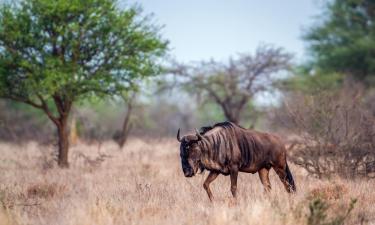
[226,113,239,124]
[57,116,69,168]
[118,99,134,148]
[222,104,240,124]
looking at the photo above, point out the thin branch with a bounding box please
[2,95,43,109]
[36,94,60,125]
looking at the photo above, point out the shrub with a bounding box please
[275,83,375,178]
[308,184,348,201]
[26,183,66,199]
[307,198,357,225]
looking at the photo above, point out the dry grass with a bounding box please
[0,138,374,225]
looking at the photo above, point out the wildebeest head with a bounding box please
[177,128,204,177]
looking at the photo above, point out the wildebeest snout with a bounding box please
[183,167,194,177]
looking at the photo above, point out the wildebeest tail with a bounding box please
[285,163,296,192]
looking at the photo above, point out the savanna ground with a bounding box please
[0,138,374,225]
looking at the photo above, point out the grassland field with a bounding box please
[0,138,374,225]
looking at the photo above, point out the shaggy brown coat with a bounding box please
[177,121,296,201]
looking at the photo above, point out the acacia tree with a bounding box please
[0,0,167,167]
[172,45,291,125]
[304,0,375,83]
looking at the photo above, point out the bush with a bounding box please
[307,198,357,225]
[275,83,375,179]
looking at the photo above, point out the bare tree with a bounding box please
[171,45,292,125]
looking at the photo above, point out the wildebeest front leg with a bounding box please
[203,171,219,201]
[230,166,239,198]
[258,168,271,192]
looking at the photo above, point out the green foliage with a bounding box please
[2,100,47,121]
[0,0,167,112]
[0,0,167,166]
[240,101,261,128]
[197,101,225,125]
[307,198,357,225]
[282,68,344,93]
[304,0,375,84]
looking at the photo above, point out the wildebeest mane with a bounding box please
[198,121,259,169]
[199,121,237,135]
[198,122,236,165]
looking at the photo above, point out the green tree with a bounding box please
[0,0,167,167]
[279,67,344,94]
[304,0,375,84]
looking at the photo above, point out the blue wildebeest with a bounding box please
[177,121,296,201]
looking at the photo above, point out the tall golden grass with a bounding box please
[0,138,374,225]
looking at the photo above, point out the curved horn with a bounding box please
[177,128,182,142]
[195,128,204,141]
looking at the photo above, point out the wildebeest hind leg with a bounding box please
[203,171,219,201]
[258,168,271,193]
[274,166,292,193]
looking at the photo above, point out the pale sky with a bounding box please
[128,0,323,63]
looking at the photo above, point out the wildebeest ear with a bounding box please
[195,129,204,141]
[177,128,182,142]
